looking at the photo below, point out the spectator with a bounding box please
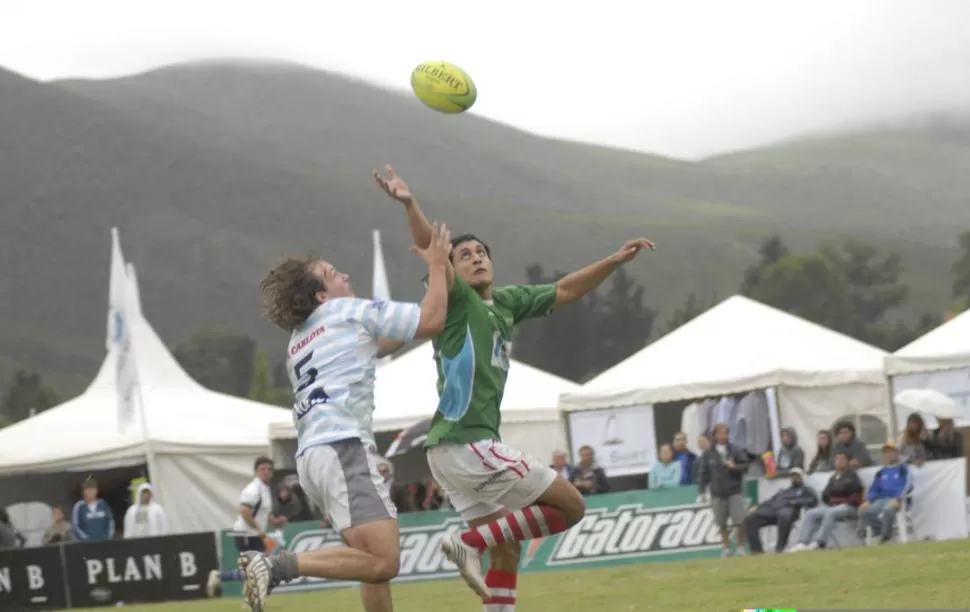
[208,456,274,596]
[672,432,697,486]
[832,422,874,468]
[43,506,73,545]
[692,434,710,485]
[774,427,805,478]
[377,462,416,514]
[271,477,307,526]
[71,478,115,541]
[859,443,913,544]
[0,508,26,550]
[123,483,168,538]
[744,468,818,554]
[789,451,863,551]
[929,417,964,460]
[571,445,610,496]
[697,423,750,558]
[550,450,577,482]
[650,444,683,489]
[808,430,834,474]
[898,413,930,467]
[421,479,447,510]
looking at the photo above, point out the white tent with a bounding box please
[885,309,970,427]
[271,342,578,464]
[0,229,289,534]
[559,295,893,451]
[886,309,970,375]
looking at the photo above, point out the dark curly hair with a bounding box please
[259,256,326,332]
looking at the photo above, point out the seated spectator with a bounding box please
[859,443,912,544]
[571,445,610,496]
[123,483,167,538]
[43,506,73,544]
[72,478,115,541]
[421,478,447,510]
[898,413,930,467]
[550,450,577,482]
[808,430,834,474]
[929,418,964,460]
[377,462,416,514]
[692,434,710,486]
[269,478,307,526]
[0,508,26,550]
[649,444,682,489]
[744,468,818,554]
[790,451,863,551]
[697,423,750,558]
[774,427,805,478]
[832,422,874,468]
[672,432,697,486]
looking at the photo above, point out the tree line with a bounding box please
[3,230,970,426]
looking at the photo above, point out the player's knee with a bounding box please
[371,554,400,583]
[563,489,586,527]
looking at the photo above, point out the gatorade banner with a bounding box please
[217,484,758,596]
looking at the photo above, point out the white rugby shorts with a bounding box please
[296,438,396,532]
[427,439,557,521]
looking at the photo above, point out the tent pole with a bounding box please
[132,370,162,499]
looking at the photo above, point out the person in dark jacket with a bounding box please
[0,508,26,550]
[790,452,863,551]
[672,432,697,486]
[774,427,805,478]
[697,423,750,558]
[71,478,115,541]
[929,418,964,460]
[691,434,710,486]
[571,446,610,496]
[832,422,873,468]
[808,430,834,474]
[744,468,818,554]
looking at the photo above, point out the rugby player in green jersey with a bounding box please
[375,166,654,610]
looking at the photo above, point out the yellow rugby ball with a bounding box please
[410,61,477,114]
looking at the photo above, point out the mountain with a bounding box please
[0,60,967,393]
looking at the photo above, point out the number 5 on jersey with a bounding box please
[293,351,330,417]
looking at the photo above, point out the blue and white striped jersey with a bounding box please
[286,298,421,455]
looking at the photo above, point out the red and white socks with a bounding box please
[482,568,516,612]
[460,505,568,550]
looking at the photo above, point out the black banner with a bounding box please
[0,545,68,611]
[63,532,218,607]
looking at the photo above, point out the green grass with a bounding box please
[76,539,969,611]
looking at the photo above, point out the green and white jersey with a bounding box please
[425,277,557,446]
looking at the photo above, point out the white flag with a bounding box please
[107,228,139,433]
[373,230,394,366]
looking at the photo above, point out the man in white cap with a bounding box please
[743,467,818,554]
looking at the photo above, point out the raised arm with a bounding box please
[554,238,655,308]
[374,166,454,287]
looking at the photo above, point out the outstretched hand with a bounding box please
[373,165,413,204]
[613,238,655,263]
[409,222,452,267]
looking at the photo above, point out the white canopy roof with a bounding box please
[885,309,970,375]
[559,295,888,412]
[0,229,289,474]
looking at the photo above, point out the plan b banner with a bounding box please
[0,545,67,611]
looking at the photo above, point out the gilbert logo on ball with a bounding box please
[410,61,477,114]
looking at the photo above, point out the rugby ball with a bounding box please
[410,61,477,114]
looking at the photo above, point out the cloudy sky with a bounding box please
[2,0,969,158]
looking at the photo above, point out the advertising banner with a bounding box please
[218,484,758,596]
[63,532,218,607]
[0,545,67,611]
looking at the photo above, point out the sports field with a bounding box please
[74,539,967,611]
